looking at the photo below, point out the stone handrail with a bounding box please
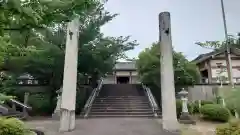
[10,99,32,109]
[0,98,32,119]
[83,77,103,117]
[142,84,159,116]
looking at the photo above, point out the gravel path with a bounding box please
[26,118,180,135]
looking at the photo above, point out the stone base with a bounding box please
[179,112,196,125]
[52,110,61,120]
[59,108,75,132]
[162,119,180,131]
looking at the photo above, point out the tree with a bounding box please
[0,0,138,115]
[195,34,240,50]
[136,43,200,105]
[1,0,137,87]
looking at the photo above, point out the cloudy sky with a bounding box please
[100,0,240,60]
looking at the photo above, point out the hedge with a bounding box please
[0,117,34,135]
[28,94,55,116]
[192,100,214,113]
[200,104,230,122]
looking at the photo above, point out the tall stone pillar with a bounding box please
[159,12,179,131]
[59,18,79,132]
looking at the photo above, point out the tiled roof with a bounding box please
[193,47,240,64]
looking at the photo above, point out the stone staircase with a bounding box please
[86,84,160,118]
[0,100,31,120]
[0,104,25,119]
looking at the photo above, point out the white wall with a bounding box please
[210,59,240,67]
[103,74,140,84]
[103,76,115,84]
[131,71,138,76]
[211,68,228,78]
[130,76,140,84]
[116,71,130,76]
[210,59,240,83]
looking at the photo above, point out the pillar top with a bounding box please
[159,12,170,17]
[178,88,188,97]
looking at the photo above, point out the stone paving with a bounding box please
[26,118,180,135]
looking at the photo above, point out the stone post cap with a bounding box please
[178,88,188,97]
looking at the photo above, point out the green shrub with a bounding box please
[192,102,200,114]
[192,100,214,114]
[76,87,89,114]
[0,117,31,135]
[28,94,55,116]
[216,120,240,135]
[200,100,214,105]
[226,103,236,116]
[224,89,240,117]
[200,104,230,122]
[0,93,14,104]
[176,99,193,118]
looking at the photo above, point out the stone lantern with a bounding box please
[178,88,188,113]
[52,87,63,119]
[16,73,39,86]
[178,88,195,124]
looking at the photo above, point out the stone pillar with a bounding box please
[221,98,226,107]
[59,18,79,132]
[198,100,201,109]
[23,92,29,118]
[235,110,239,119]
[178,88,195,124]
[159,12,179,131]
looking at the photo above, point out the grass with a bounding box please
[181,125,215,135]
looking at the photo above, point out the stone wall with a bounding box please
[186,85,238,102]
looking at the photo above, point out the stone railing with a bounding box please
[141,84,159,117]
[83,77,103,117]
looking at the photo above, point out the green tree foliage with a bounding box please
[0,0,138,115]
[136,43,200,105]
[195,34,240,50]
[137,42,200,88]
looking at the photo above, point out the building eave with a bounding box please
[193,47,240,64]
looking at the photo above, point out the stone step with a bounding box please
[89,111,153,115]
[91,104,151,107]
[92,103,150,107]
[97,95,146,97]
[94,101,150,104]
[96,96,147,99]
[87,114,155,118]
[93,101,150,104]
[96,96,148,98]
[95,98,149,101]
[90,109,153,112]
[91,106,152,110]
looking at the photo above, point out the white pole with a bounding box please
[220,0,234,88]
[59,18,79,132]
[159,12,179,131]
